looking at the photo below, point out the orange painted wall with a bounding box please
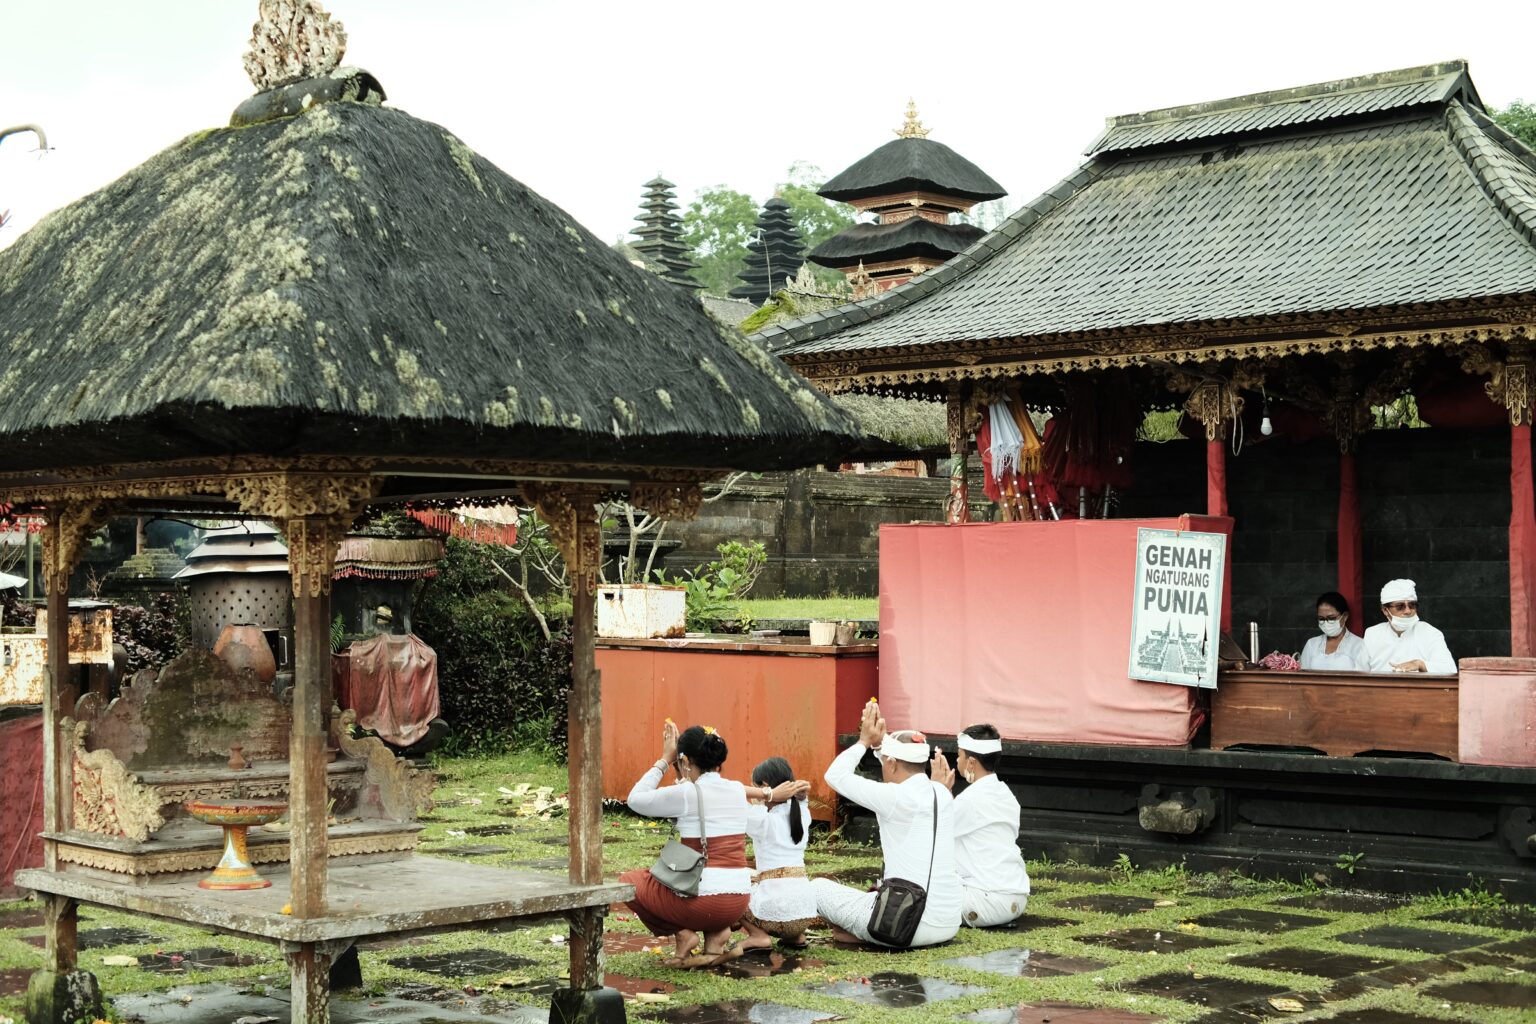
[598,645,878,821]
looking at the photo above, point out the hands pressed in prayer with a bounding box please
[858,700,886,748]
[661,718,679,765]
[930,747,956,791]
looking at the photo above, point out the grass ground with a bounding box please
[737,597,878,621]
[1,751,1532,1023]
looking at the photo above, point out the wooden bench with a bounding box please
[17,860,632,1021]
[1211,670,1459,760]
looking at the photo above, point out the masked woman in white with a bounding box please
[930,724,1030,928]
[1298,591,1371,672]
[810,702,961,948]
[1363,579,1457,674]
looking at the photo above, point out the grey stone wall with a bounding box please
[1119,427,1511,659]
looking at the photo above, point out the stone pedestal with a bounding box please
[550,986,626,1024]
[25,968,102,1024]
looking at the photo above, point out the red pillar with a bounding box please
[1337,451,1364,633]
[1510,423,1536,656]
[1206,439,1228,518]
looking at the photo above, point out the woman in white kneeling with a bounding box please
[931,724,1030,927]
[810,701,960,948]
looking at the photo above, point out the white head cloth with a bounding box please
[958,734,1003,755]
[878,733,932,763]
[1380,578,1418,604]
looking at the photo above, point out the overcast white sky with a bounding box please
[3,1,1534,249]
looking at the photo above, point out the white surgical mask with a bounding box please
[1318,620,1343,638]
[1391,614,1419,631]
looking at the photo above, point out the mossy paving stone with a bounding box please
[385,947,535,976]
[809,971,985,1007]
[1334,925,1491,953]
[1033,866,1116,884]
[1052,894,1160,914]
[0,907,43,929]
[1119,972,1289,1007]
[1272,892,1410,913]
[647,1000,843,1023]
[997,911,1085,930]
[1189,908,1330,932]
[942,947,1108,977]
[961,1001,1162,1023]
[421,843,512,857]
[1074,928,1233,953]
[1483,934,1536,957]
[112,980,547,1022]
[1423,978,1536,1007]
[1422,904,1536,930]
[1227,947,1395,979]
[1359,955,1471,987]
[0,967,31,996]
[1317,1011,1462,1024]
[141,946,269,974]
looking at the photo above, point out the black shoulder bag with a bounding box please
[866,785,937,947]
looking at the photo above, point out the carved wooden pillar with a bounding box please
[284,514,344,919]
[1504,346,1536,656]
[1330,378,1367,632]
[945,382,972,524]
[1185,381,1239,519]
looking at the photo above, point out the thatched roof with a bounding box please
[819,137,1006,204]
[0,93,862,474]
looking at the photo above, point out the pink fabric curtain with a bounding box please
[0,713,44,896]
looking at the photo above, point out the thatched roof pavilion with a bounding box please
[0,4,864,1022]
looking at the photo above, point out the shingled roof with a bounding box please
[808,218,987,269]
[0,93,863,473]
[818,137,1007,204]
[758,61,1536,358]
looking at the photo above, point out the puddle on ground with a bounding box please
[650,1000,843,1024]
[1074,927,1232,953]
[716,951,824,980]
[80,926,163,949]
[1228,946,1392,979]
[356,935,436,951]
[422,844,510,858]
[1335,925,1489,953]
[809,971,984,1007]
[1485,935,1536,958]
[1425,978,1536,1008]
[1362,956,1468,987]
[1190,908,1328,932]
[1273,891,1409,913]
[1052,894,1158,914]
[1423,904,1536,930]
[603,971,676,996]
[386,948,535,977]
[942,947,1106,977]
[113,980,547,1023]
[0,907,43,929]
[141,947,267,974]
[0,967,32,997]
[1120,971,1288,1006]
[962,1001,1162,1023]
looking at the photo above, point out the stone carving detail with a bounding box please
[628,482,704,522]
[244,0,348,91]
[334,710,434,821]
[226,472,376,524]
[55,831,417,876]
[1137,784,1216,835]
[69,721,167,842]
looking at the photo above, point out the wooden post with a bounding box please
[1187,381,1234,519]
[945,383,972,524]
[286,516,339,919]
[1505,356,1536,656]
[282,940,350,1024]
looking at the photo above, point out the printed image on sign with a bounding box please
[1128,528,1226,688]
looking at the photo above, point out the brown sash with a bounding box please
[682,834,747,869]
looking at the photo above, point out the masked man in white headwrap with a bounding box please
[1363,579,1456,674]
[930,724,1030,927]
[810,701,960,947]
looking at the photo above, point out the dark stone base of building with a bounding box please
[840,738,1536,902]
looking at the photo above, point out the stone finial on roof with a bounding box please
[243,0,348,91]
[895,99,930,139]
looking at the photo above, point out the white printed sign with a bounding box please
[1128,528,1226,688]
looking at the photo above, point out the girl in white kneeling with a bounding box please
[737,756,817,951]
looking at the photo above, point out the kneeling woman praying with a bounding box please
[621,722,751,968]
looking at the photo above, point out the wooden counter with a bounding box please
[1212,669,1458,759]
[597,635,878,820]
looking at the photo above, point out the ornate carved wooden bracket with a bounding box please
[628,482,704,522]
[524,483,604,596]
[41,502,111,586]
[221,471,375,597]
[1461,341,1533,426]
[1180,379,1242,442]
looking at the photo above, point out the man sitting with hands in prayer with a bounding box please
[931,724,1030,928]
[1363,578,1456,674]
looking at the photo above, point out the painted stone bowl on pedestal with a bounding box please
[183,799,288,890]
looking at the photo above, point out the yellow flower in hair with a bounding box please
[703,725,717,736]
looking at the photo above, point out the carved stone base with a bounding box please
[25,968,102,1024]
[550,986,627,1024]
[51,825,419,878]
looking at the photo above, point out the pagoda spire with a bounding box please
[895,99,930,139]
[630,175,700,290]
[729,197,805,305]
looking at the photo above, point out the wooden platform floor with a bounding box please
[16,858,632,944]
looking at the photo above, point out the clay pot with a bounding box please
[214,623,277,682]
[228,744,248,770]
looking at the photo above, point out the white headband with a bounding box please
[1380,578,1417,604]
[958,735,1002,755]
[877,734,932,763]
